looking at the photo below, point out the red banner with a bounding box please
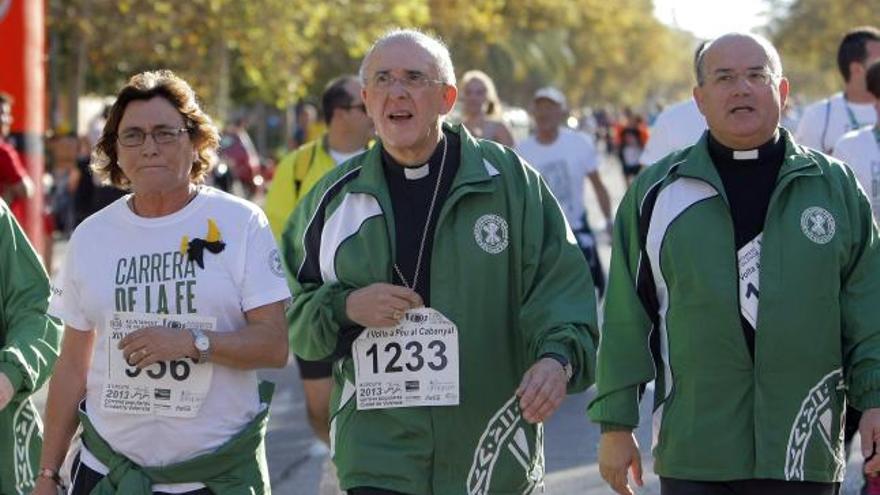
[0,0,46,253]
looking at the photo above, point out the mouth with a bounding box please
[386,110,413,123]
[729,106,755,114]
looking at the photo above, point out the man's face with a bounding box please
[340,80,374,146]
[532,98,563,136]
[361,39,457,162]
[854,41,880,94]
[0,103,11,137]
[694,36,789,149]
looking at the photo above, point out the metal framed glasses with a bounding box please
[117,126,190,147]
[368,71,446,91]
[710,69,778,89]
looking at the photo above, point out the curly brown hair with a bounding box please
[92,70,219,189]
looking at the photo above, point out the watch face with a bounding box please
[195,335,210,351]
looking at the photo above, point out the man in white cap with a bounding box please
[517,86,613,296]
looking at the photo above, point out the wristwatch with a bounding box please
[36,467,60,485]
[543,352,574,382]
[189,327,211,363]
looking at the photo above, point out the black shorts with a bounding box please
[69,454,214,495]
[660,477,839,495]
[296,355,332,379]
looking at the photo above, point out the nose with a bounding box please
[139,134,161,154]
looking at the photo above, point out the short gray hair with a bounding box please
[359,29,456,87]
[695,33,783,86]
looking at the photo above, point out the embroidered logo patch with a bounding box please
[474,214,509,254]
[268,248,285,278]
[800,207,835,245]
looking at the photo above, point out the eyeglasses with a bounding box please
[117,127,190,147]
[368,71,446,91]
[344,103,367,113]
[709,69,778,89]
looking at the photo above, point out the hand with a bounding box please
[30,475,60,495]
[599,430,643,495]
[345,283,423,328]
[861,408,880,475]
[119,326,197,369]
[0,372,12,411]
[516,357,567,423]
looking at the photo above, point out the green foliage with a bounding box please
[768,0,879,99]
[49,0,697,117]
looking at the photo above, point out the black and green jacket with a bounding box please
[589,128,880,482]
[283,123,599,494]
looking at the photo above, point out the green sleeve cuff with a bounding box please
[0,361,24,395]
[538,340,572,365]
[854,391,880,411]
[330,287,357,328]
[600,422,635,433]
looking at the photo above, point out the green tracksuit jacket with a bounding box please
[588,128,880,482]
[0,200,62,494]
[282,123,599,494]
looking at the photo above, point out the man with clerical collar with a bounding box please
[591,32,880,495]
[282,29,599,494]
[796,26,880,154]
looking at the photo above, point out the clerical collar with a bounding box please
[707,131,783,164]
[382,133,447,181]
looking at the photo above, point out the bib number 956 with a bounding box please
[365,340,448,374]
[125,359,192,381]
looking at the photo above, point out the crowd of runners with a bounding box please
[1,23,880,495]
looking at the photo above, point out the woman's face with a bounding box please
[463,79,488,116]
[116,96,194,193]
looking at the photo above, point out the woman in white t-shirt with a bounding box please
[34,71,290,495]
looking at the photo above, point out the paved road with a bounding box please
[43,150,866,494]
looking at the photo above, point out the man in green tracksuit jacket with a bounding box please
[590,33,880,495]
[283,29,598,495]
[0,199,61,494]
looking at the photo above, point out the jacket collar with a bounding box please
[676,127,823,197]
[348,122,496,196]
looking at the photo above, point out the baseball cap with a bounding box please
[533,87,567,107]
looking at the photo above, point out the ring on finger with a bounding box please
[392,309,403,320]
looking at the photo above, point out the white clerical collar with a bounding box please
[403,163,430,180]
[732,149,759,160]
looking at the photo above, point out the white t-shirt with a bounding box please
[516,127,598,231]
[639,98,707,166]
[833,127,880,219]
[329,148,363,166]
[50,186,290,492]
[795,93,876,153]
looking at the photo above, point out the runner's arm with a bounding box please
[588,171,613,227]
[37,326,94,476]
[281,176,362,362]
[841,168,880,411]
[518,165,599,394]
[588,183,657,429]
[0,201,61,407]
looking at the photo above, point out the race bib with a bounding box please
[738,234,762,329]
[353,307,459,410]
[102,312,215,418]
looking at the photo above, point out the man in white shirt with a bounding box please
[796,26,880,153]
[638,98,707,167]
[517,86,613,296]
[834,60,880,219]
